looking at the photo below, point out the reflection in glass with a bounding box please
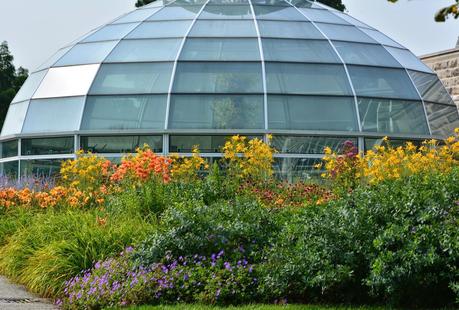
[90,63,173,94]
[82,95,167,130]
[147,6,203,20]
[253,6,306,21]
[199,5,252,19]
[300,8,350,24]
[266,63,352,95]
[106,39,182,62]
[425,103,459,137]
[12,70,47,103]
[20,159,63,177]
[315,23,376,43]
[0,140,18,158]
[272,136,357,154]
[268,95,357,131]
[408,71,453,105]
[358,98,429,134]
[55,41,119,66]
[190,20,257,37]
[81,135,163,153]
[23,97,85,133]
[127,20,192,38]
[359,28,403,48]
[169,95,264,129]
[21,137,74,156]
[333,41,400,67]
[0,161,19,178]
[180,38,260,61]
[82,23,139,42]
[173,62,263,93]
[1,101,29,136]
[365,138,423,151]
[257,20,324,39]
[385,47,432,73]
[263,39,339,63]
[274,157,323,181]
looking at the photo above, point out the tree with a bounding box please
[0,41,28,130]
[135,0,346,11]
[388,0,458,22]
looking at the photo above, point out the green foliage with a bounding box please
[388,0,458,21]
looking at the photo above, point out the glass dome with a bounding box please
[1,0,458,179]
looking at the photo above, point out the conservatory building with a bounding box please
[1,0,458,178]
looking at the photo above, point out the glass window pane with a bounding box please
[358,98,429,134]
[300,8,350,24]
[268,95,357,131]
[170,135,235,153]
[82,95,167,130]
[348,66,420,100]
[0,140,18,158]
[290,0,322,8]
[21,137,74,156]
[20,159,63,177]
[333,41,401,67]
[272,136,357,154]
[209,0,248,4]
[82,23,139,42]
[90,63,173,94]
[315,23,376,43]
[81,135,163,153]
[113,7,161,24]
[33,64,100,99]
[36,46,72,71]
[365,138,423,152]
[262,38,339,63]
[190,20,257,37]
[359,28,403,48]
[257,21,324,39]
[331,12,371,28]
[169,95,264,129]
[55,41,119,66]
[266,63,352,95]
[180,38,260,61]
[173,62,263,93]
[199,5,253,19]
[0,161,19,178]
[127,21,192,39]
[385,47,432,73]
[106,39,182,62]
[23,97,85,133]
[408,71,453,105]
[274,157,323,181]
[425,103,459,137]
[147,5,203,20]
[1,101,29,136]
[253,6,306,21]
[12,70,47,103]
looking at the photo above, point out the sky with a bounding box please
[0,0,457,71]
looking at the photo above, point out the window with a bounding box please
[359,28,403,48]
[55,41,119,66]
[105,39,182,62]
[315,23,376,43]
[408,71,454,105]
[12,70,47,103]
[113,7,161,24]
[81,135,163,153]
[299,8,350,24]
[271,136,357,154]
[147,5,202,20]
[20,159,63,177]
[385,47,432,73]
[425,103,459,137]
[365,138,423,151]
[21,137,74,156]
[170,135,264,153]
[333,41,401,67]
[190,20,257,37]
[262,39,339,63]
[0,140,18,158]
[0,161,19,178]
[253,6,306,21]
[199,5,253,19]
[127,20,192,38]
[274,157,323,181]
[180,38,260,61]
[1,101,29,136]
[257,20,324,39]
[82,23,139,42]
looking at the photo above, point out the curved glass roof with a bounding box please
[2,0,458,139]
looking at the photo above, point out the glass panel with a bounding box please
[190,20,257,37]
[257,20,324,39]
[253,6,306,21]
[262,39,339,63]
[209,0,248,4]
[358,98,429,134]
[425,103,459,137]
[127,20,192,38]
[252,0,290,6]
[408,71,453,105]
[90,63,173,94]
[170,0,206,6]
[33,64,100,99]
[268,95,357,131]
[290,0,321,8]
[0,161,18,178]
[169,135,263,153]
[333,41,401,67]
[22,97,85,133]
[147,5,202,20]
[0,140,18,158]
[21,137,74,156]
[199,5,253,19]
[365,138,423,152]
[36,46,72,71]
[81,135,163,153]
[272,136,357,154]
[169,95,264,129]
[105,39,182,62]
[113,7,161,24]
[315,23,376,43]
[274,157,323,181]
[385,47,432,73]
[299,8,350,24]
[82,23,139,42]
[173,62,263,93]
[331,12,371,28]
[55,41,119,66]
[82,95,167,130]
[359,28,403,48]
[12,70,47,103]
[266,63,352,95]
[348,66,420,100]
[1,101,29,136]
[180,38,260,61]
[20,159,63,177]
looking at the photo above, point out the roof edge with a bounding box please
[420,47,459,59]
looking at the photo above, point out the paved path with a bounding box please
[0,276,57,309]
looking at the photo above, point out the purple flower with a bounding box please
[216,288,221,298]
[224,262,232,271]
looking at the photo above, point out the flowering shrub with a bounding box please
[170,146,209,182]
[59,248,258,308]
[222,136,275,182]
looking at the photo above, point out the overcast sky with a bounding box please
[0,0,457,71]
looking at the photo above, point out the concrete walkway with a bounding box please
[0,276,56,309]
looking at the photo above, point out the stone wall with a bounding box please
[421,48,459,106]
